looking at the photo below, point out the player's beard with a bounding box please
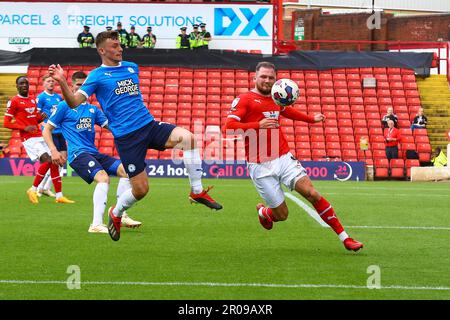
[256,82,272,95]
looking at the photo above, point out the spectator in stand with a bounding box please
[115,22,129,48]
[127,26,141,48]
[0,142,8,158]
[411,107,428,131]
[384,119,401,161]
[176,27,190,49]
[142,27,157,49]
[431,147,447,167]
[77,26,94,48]
[381,107,398,128]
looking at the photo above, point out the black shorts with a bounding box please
[52,133,67,152]
[114,120,176,177]
[70,152,121,184]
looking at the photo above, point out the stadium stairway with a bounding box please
[0,74,24,144]
[416,75,450,154]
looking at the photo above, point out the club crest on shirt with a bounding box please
[25,107,35,114]
[262,111,279,119]
[230,98,240,111]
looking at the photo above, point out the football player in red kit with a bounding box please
[3,76,74,204]
[224,62,363,252]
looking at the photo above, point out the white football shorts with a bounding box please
[22,137,51,162]
[247,152,307,208]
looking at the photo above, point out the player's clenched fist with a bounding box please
[48,64,64,83]
[259,118,279,128]
[313,113,325,123]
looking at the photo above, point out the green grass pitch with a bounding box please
[0,176,449,300]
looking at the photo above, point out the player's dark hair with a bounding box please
[255,61,276,73]
[95,31,119,48]
[72,71,87,82]
[15,76,28,84]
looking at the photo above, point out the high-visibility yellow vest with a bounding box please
[432,151,447,167]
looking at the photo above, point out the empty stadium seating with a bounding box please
[14,65,431,178]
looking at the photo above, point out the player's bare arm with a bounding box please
[42,122,66,166]
[48,64,86,108]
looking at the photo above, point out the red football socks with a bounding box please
[313,197,344,235]
[50,163,62,193]
[260,206,278,222]
[33,162,51,188]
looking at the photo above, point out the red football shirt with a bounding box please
[4,95,42,141]
[225,91,314,163]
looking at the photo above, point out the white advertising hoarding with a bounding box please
[0,2,273,53]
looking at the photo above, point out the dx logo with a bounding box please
[214,8,270,37]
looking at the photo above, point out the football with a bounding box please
[271,78,300,107]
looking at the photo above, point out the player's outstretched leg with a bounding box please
[89,178,109,234]
[295,176,363,252]
[51,163,75,204]
[108,206,122,241]
[40,170,55,197]
[167,127,222,210]
[116,177,141,228]
[256,203,274,230]
[27,161,52,204]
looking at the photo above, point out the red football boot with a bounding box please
[343,238,364,252]
[189,186,223,210]
[256,203,273,230]
[107,206,122,242]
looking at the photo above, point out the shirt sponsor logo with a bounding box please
[114,78,139,96]
[76,117,93,130]
[262,111,279,119]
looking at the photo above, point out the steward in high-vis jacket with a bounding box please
[77,26,94,48]
[176,27,190,49]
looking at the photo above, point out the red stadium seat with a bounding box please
[342,149,357,161]
[390,159,405,178]
[374,158,389,178]
[405,159,420,177]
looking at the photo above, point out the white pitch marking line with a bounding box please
[1,280,450,291]
[346,225,450,231]
[285,192,450,231]
[284,192,329,228]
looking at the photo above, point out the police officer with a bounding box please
[128,26,141,48]
[142,27,157,49]
[198,23,211,50]
[115,22,129,48]
[189,24,201,50]
[176,27,190,49]
[77,26,94,48]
